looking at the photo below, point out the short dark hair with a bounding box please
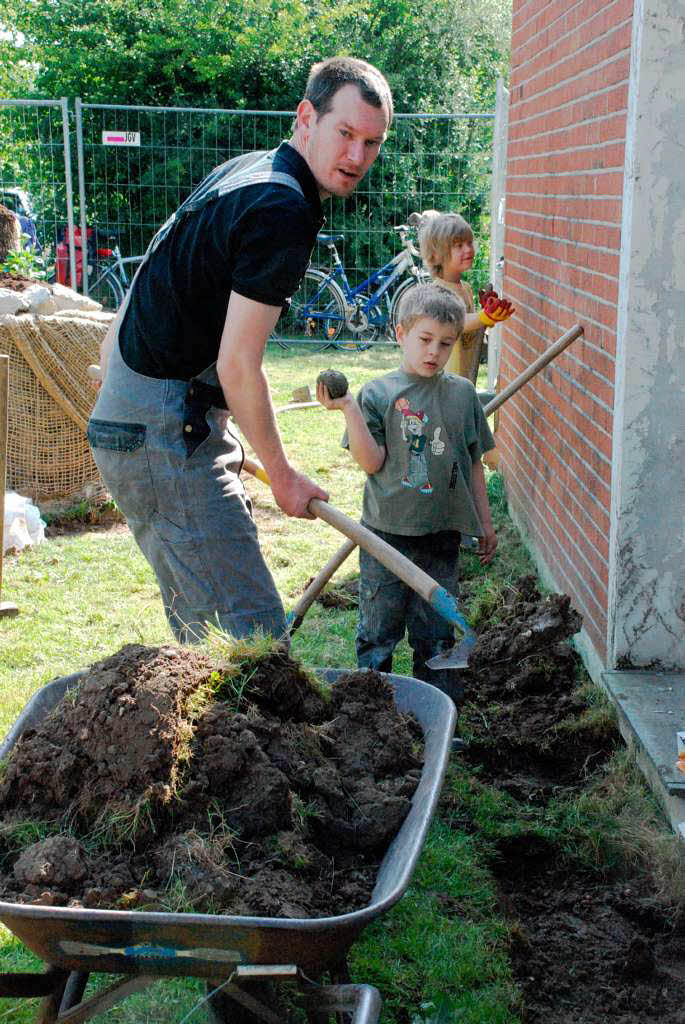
[304,57,393,126]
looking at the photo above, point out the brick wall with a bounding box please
[498,0,633,661]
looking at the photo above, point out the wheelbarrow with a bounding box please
[0,667,456,1023]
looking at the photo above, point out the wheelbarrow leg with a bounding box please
[36,967,70,1024]
[206,979,278,1024]
[59,971,89,1013]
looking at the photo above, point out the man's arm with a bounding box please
[216,291,328,518]
[316,383,386,474]
[471,458,497,565]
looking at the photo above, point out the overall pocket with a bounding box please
[87,418,154,521]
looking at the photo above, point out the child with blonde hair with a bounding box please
[317,282,496,709]
[417,210,515,381]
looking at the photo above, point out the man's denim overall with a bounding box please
[88,151,303,643]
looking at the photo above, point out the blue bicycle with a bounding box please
[272,223,430,351]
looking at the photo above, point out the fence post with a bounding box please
[488,77,510,390]
[74,98,90,295]
[0,354,19,619]
[60,97,78,292]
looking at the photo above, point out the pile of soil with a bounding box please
[459,574,618,799]
[0,645,423,918]
[0,273,34,291]
[444,574,685,1023]
[495,835,685,1024]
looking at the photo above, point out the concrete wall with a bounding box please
[498,0,633,666]
[607,0,685,670]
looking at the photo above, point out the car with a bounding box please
[0,187,41,253]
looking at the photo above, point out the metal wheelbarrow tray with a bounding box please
[0,668,456,1022]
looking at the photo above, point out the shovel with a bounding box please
[242,457,477,668]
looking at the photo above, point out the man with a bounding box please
[88,57,392,643]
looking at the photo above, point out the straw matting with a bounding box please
[0,313,113,502]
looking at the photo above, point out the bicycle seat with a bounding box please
[317,232,345,244]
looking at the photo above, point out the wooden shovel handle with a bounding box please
[289,537,357,632]
[242,456,469,631]
[307,498,441,605]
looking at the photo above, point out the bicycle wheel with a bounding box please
[271,269,345,351]
[332,293,383,350]
[88,268,124,311]
[389,276,425,334]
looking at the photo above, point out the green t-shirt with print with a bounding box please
[343,369,494,537]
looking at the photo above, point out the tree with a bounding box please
[2,0,511,113]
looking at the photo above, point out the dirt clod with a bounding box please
[316,368,349,399]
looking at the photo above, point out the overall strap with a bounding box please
[145,149,303,260]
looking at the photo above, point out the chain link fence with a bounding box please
[2,98,496,304]
[0,98,77,285]
[74,102,495,290]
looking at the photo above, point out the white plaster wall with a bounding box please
[608,0,685,669]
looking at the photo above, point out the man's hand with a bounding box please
[270,465,329,520]
[478,295,516,328]
[478,529,498,565]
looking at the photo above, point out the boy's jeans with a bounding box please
[356,526,464,706]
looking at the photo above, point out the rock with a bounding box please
[0,288,30,315]
[44,282,103,313]
[22,284,53,314]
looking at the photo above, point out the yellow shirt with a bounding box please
[435,278,499,468]
[435,278,484,380]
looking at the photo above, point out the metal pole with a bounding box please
[487,78,510,390]
[60,97,78,292]
[74,98,90,295]
[0,354,19,618]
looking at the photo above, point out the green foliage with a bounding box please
[4,0,511,112]
[2,0,511,278]
[0,242,46,279]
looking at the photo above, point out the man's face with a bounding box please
[295,84,388,198]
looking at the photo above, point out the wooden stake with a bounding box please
[0,354,19,618]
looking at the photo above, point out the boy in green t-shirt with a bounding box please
[317,283,496,705]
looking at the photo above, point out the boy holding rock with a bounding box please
[317,283,496,705]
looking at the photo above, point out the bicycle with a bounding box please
[271,223,430,351]
[53,224,143,311]
[86,241,144,311]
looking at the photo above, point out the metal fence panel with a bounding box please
[0,98,76,285]
[75,102,494,292]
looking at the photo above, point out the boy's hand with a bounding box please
[478,529,498,565]
[479,295,516,327]
[316,380,353,411]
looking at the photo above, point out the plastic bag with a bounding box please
[3,491,46,554]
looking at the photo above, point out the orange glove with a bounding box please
[479,295,516,327]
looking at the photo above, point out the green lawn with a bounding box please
[0,343,678,1023]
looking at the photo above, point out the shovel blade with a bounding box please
[426,632,477,671]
